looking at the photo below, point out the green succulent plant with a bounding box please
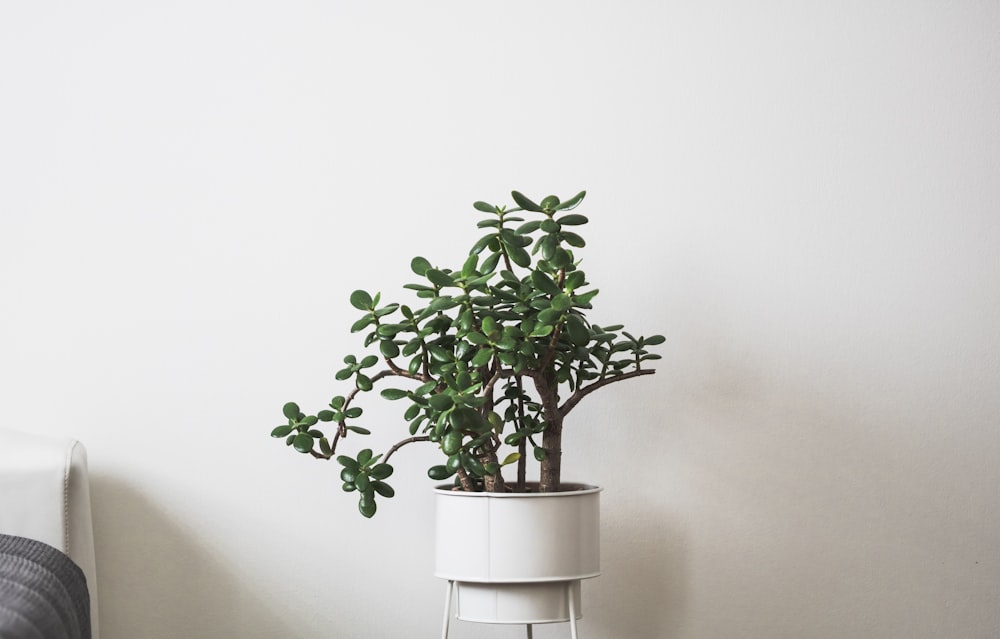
[271,190,664,517]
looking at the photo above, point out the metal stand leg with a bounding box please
[567,582,579,639]
[526,623,533,638]
[441,580,455,639]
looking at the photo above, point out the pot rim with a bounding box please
[434,481,601,497]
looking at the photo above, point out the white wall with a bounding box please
[2,2,998,638]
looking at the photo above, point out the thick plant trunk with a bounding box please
[483,449,506,492]
[534,372,563,493]
[538,416,562,492]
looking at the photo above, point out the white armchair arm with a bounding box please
[0,428,100,639]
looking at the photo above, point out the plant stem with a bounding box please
[383,436,431,463]
[530,371,564,492]
[559,368,655,417]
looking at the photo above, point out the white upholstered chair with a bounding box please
[0,428,100,639]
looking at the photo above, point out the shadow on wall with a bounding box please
[587,505,688,639]
[88,475,303,639]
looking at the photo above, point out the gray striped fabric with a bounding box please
[0,535,90,639]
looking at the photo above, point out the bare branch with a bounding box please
[384,436,431,463]
[559,369,656,417]
[482,367,517,400]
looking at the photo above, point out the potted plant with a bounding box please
[270,190,663,635]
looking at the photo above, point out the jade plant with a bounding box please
[271,190,663,517]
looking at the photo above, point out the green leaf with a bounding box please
[376,323,400,338]
[470,233,495,256]
[282,402,300,420]
[357,448,373,466]
[480,251,501,274]
[511,191,543,212]
[427,465,455,480]
[428,296,459,312]
[347,425,371,435]
[566,314,590,346]
[441,430,462,456]
[350,290,373,311]
[554,190,586,211]
[564,270,586,291]
[533,446,547,462]
[411,256,432,276]
[465,456,486,476]
[359,494,377,518]
[556,213,589,225]
[539,235,557,260]
[371,463,394,480]
[540,218,560,233]
[414,380,438,395]
[504,432,524,446]
[426,269,454,288]
[428,345,452,363]
[530,323,554,337]
[574,289,600,306]
[645,334,666,345]
[293,432,313,454]
[461,254,479,278]
[473,201,495,213]
[317,410,335,421]
[404,403,421,420]
[350,315,373,333]
[551,293,572,311]
[537,307,563,325]
[355,472,371,492]
[408,355,422,376]
[428,393,454,411]
[516,220,542,234]
[481,316,496,335]
[471,346,494,368]
[380,340,400,358]
[466,332,488,346]
[539,195,560,210]
[373,303,399,318]
[501,452,522,466]
[506,243,531,268]
[531,270,562,296]
[381,388,409,400]
[360,355,379,368]
[561,231,586,248]
[356,374,373,391]
[270,425,293,438]
[551,247,572,269]
[337,455,360,470]
[372,481,395,498]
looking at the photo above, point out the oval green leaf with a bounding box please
[511,191,542,212]
[411,256,432,276]
[270,425,293,438]
[293,432,313,454]
[282,402,300,420]
[350,290,373,311]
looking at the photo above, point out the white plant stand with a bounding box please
[434,483,600,639]
[440,579,581,639]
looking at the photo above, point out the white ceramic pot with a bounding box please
[435,482,600,624]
